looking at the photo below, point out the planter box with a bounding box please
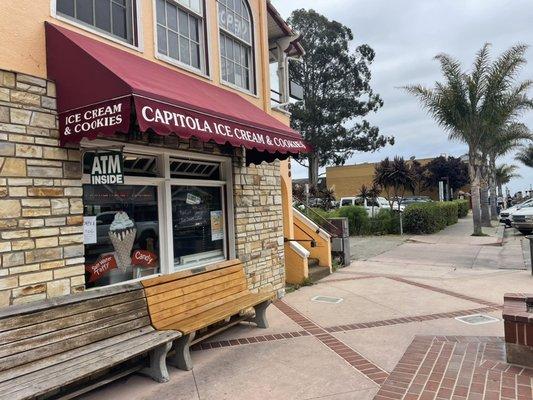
[503,293,533,368]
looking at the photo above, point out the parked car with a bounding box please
[510,207,533,235]
[499,198,533,227]
[402,196,432,206]
[339,196,405,216]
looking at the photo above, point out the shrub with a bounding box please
[453,200,469,218]
[335,205,369,235]
[370,209,400,235]
[403,203,445,234]
[437,202,458,226]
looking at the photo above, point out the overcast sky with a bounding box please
[272,0,533,195]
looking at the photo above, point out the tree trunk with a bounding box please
[469,160,483,236]
[489,158,498,220]
[497,184,503,198]
[308,154,319,188]
[480,185,492,227]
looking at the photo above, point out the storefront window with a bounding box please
[83,184,160,288]
[171,185,225,269]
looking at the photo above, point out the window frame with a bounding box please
[51,0,143,52]
[153,0,211,78]
[216,0,257,95]
[81,139,235,288]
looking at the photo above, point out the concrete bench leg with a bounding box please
[141,342,172,383]
[170,332,195,371]
[252,301,270,329]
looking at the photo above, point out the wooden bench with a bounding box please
[0,283,181,400]
[142,259,275,370]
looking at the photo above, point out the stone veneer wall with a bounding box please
[0,69,84,306]
[233,160,285,298]
[0,68,286,306]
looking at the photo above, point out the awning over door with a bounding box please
[44,23,309,156]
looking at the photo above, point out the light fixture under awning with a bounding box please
[45,22,310,156]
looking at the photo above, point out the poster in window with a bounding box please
[83,216,97,244]
[210,210,223,241]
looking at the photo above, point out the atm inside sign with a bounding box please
[89,151,124,184]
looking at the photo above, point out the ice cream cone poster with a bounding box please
[210,210,223,241]
[108,211,137,271]
[86,254,117,283]
[131,249,158,268]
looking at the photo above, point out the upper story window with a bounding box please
[156,0,206,72]
[56,0,137,45]
[217,0,254,92]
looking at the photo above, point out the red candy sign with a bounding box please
[131,250,158,268]
[85,254,117,283]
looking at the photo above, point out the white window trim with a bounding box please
[80,138,236,283]
[50,0,144,53]
[152,0,212,80]
[216,0,259,97]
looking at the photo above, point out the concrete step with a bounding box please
[308,263,330,283]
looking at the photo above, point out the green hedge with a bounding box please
[403,201,461,234]
[437,202,458,226]
[403,203,445,234]
[305,201,466,236]
[453,200,469,218]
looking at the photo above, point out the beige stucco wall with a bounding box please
[0,0,272,111]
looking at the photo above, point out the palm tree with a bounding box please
[516,145,533,167]
[495,164,521,197]
[482,123,531,220]
[404,44,533,235]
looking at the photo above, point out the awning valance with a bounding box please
[44,23,309,156]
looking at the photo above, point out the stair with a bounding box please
[308,258,330,283]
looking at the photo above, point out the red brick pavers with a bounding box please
[275,299,390,385]
[373,336,533,400]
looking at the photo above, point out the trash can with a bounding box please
[327,217,350,267]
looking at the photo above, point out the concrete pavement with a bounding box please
[81,219,532,400]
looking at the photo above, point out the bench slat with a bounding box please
[142,259,242,288]
[1,330,179,400]
[0,298,147,345]
[144,264,243,297]
[149,275,246,316]
[0,289,145,333]
[0,307,148,359]
[146,269,245,306]
[168,292,274,334]
[0,316,151,372]
[151,283,248,328]
[0,326,155,385]
[0,283,142,320]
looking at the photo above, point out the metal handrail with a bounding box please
[292,195,339,238]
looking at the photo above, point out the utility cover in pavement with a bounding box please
[455,314,499,325]
[311,295,343,304]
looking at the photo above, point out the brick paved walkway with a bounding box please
[374,336,533,400]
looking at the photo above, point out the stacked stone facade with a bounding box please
[0,69,84,306]
[233,160,285,297]
[0,68,285,307]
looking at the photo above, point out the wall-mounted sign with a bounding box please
[88,151,124,185]
[85,254,118,283]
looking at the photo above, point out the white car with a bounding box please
[499,198,533,227]
[339,196,405,216]
[510,207,533,235]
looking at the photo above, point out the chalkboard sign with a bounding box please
[176,205,209,227]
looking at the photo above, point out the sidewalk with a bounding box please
[81,219,532,400]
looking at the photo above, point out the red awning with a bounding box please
[44,22,309,155]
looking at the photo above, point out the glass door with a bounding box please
[170,185,226,270]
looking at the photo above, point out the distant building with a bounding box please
[326,156,468,200]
